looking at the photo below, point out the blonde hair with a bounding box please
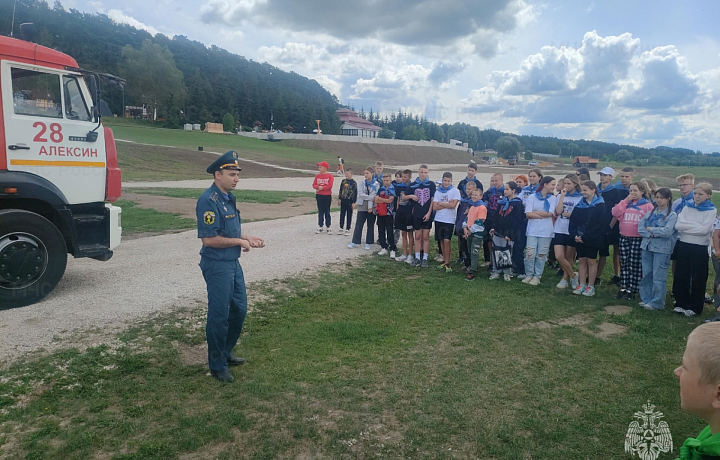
[689,323,720,384]
[695,183,713,196]
[676,173,695,184]
[642,179,657,195]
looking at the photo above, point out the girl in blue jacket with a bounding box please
[637,187,677,310]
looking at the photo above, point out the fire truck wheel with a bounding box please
[0,210,68,309]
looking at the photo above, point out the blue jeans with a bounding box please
[639,250,670,310]
[200,258,247,371]
[524,236,551,278]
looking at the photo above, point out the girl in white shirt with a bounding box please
[554,174,583,289]
[523,176,557,286]
[672,183,717,316]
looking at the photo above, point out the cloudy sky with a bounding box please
[71,0,719,151]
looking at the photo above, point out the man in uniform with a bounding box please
[196,150,265,383]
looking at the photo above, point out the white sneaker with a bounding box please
[556,279,568,289]
[435,255,444,262]
[503,274,512,282]
[570,272,579,289]
[326,227,332,234]
[316,227,324,234]
[481,261,491,267]
[344,229,351,236]
[489,273,500,280]
[338,228,344,235]
[405,256,415,265]
[521,276,533,284]
[528,277,541,286]
[673,306,685,314]
[365,244,371,250]
[348,243,355,249]
[395,254,407,262]
[377,248,388,256]
[683,309,697,317]
[389,251,396,259]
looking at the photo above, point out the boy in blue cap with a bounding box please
[196,151,265,383]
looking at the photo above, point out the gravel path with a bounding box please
[0,213,380,364]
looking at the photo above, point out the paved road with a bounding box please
[0,213,380,364]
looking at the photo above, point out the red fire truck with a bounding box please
[0,34,122,308]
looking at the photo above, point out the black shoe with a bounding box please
[594,278,602,287]
[613,290,627,299]
[211,369,234,383]
[227,356,246,366]
[705,294,713,304]
[456,256,464,264]
[556,268,564,277]
[625,292,635,300]
[609,275,620,285]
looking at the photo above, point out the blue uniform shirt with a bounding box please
[196,183,242,261]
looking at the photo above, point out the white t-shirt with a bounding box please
[553,194,583,235]
[433,187,462,224]
[525,193,557,238]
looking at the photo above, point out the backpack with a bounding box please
[376,192,389,216]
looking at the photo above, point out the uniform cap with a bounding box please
[207,151,242,174]
[317,161,330,168]
[598,167,615,176]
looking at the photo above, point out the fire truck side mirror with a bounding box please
[87,75,101,122]
[19,23,37,42]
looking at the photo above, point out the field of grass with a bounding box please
[116,199,196,234]
[105,118,331,167]
[0,252,712,459]
[130,188,315,203]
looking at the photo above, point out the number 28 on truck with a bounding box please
[0,34,123,308]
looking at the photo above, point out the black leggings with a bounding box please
[352,211,376,244]
[673,241,709,314]
[316,194,331,228]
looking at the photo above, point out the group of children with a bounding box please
[314,160,720,452]
[314,161,720,318]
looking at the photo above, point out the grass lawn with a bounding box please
[0,252,710,459]
[129,188,316,203]
[105,118,330,166]
[116,199,196,234]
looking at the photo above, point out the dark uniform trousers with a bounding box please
[196,182,247,372]
[200,258,247,371]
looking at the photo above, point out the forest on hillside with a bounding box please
[2,0,718,166]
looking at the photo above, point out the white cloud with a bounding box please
[107,9,161,36]
[201,0,535,58]
[89,1,104,13]
[460,31,719,149]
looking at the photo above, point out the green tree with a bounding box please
[524,151,534,161]
[402,125,426,141]
[222,113,235,132]
[120,40,187,124]
[615,149,634,163]
[496,136,522,159]
[565,142,580,158]
[378,127,394,139]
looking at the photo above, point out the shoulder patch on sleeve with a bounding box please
[203,211,216,225]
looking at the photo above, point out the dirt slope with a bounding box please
[281,139,472,168]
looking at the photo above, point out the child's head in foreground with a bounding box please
[675,323,720,422]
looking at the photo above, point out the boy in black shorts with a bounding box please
[433,172,461,272]
[403,165,435,268]
[394,169,415,264]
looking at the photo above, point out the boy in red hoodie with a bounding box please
[313,161,334,234]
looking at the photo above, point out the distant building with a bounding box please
[336,108,381,138]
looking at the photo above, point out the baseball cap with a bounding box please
[317,161,330,168]
[598,167,615,176]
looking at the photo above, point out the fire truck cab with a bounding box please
[0,35,122,308]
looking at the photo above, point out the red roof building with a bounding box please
[336,108,381,138]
